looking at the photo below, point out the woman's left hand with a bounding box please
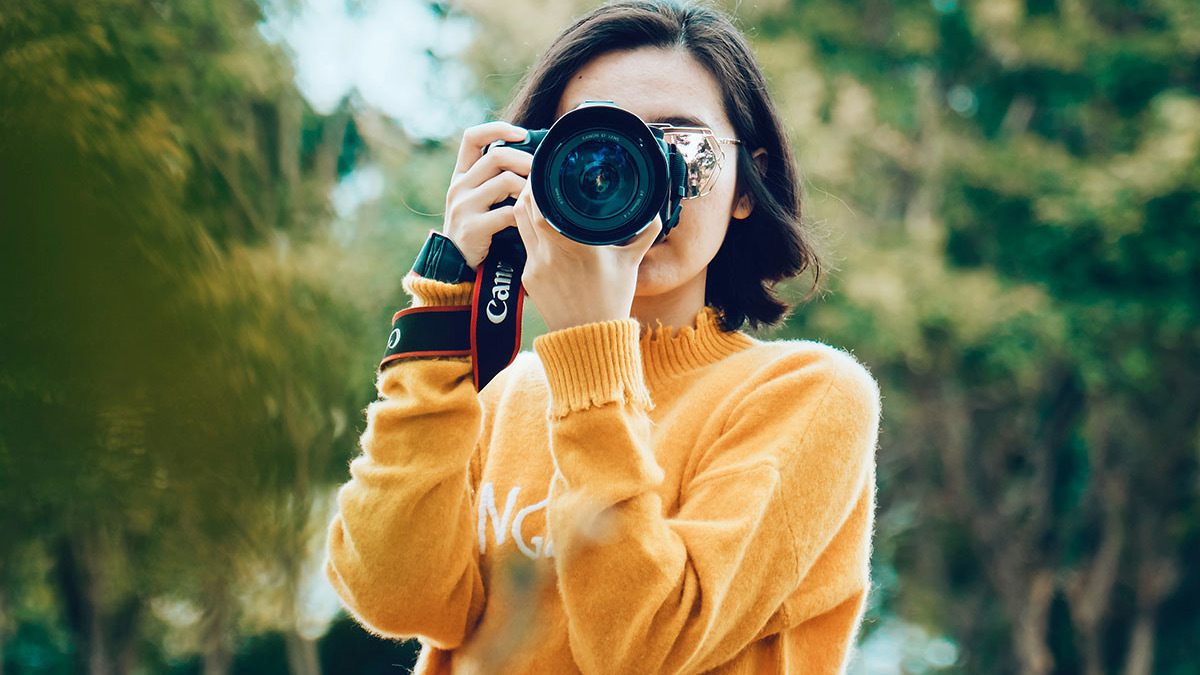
[513,182,662,332]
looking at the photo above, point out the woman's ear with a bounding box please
[733,148,768,220]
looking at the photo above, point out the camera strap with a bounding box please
[470,227,527,391]
[380,305,473,369]
[378,229,524,390]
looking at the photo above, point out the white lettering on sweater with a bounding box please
[478,482,553,560]
[512,497,549,558]
[478,482,520,554]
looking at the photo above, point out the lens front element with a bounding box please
[559,139,638,220]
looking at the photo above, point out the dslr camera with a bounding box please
[490,101,738,245]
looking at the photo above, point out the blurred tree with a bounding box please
[0,0,382,672]
[737,0,1200,673]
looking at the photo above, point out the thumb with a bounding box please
[622,215,664,259]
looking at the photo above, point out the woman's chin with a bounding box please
[634,272,672,298]
[635,260,688,298]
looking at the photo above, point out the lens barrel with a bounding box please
[533,104,669,245]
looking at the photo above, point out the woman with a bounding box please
[325,2,880,673]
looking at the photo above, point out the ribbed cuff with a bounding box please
[403,273,474,308]
[533,319,652,418]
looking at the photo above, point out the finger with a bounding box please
[443,170,524,262]
[453,121,528,175]
[524,184,570,249]
[456,207,519,268]
[622,215,664,257]
[463,170,526,212]
[470,206,519,241]
[513,184,541,253]
[456,146,533,191]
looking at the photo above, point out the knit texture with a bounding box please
[404,272,474,308]
[533,318,652,417]
[327,279,881,674]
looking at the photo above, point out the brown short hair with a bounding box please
[503,0,821,331]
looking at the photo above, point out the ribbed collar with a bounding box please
[639,306,755,384]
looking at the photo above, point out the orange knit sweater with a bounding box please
[326,276,880,674]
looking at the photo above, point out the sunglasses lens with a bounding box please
[663,130,723,198]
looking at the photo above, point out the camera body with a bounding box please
[491,102,687,245]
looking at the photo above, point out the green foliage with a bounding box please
[745,0,1200,671]
[0,0,409,670]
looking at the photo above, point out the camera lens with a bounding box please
[558,140,638,220]
[530,103,671,245]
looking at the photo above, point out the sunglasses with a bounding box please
[648,124,742,199]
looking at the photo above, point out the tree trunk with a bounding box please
[279,92,302,228]
[933,380,1057,675]
[1120,549,1179,675]
[285,630,322,675]
[313,109,351,191]
[58,535,114,675]
[202,588,234,675]
[1014,570,1055,675]
[0,583,6,675]
[1121,611,1156,675]
[111,598,142,675]
[1065,462,1126,675]
[87,598,111,675]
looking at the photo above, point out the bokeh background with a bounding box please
[1,0,1197,673]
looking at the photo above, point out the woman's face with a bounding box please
[555,47,747,302]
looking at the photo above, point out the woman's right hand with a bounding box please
[443,121,532,270]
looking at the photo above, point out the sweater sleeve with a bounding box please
[325,275,487,647]
[534,323,880,675]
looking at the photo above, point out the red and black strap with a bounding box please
[379,229,527,391]
[470,228,526,390]
[379,305,472,369]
